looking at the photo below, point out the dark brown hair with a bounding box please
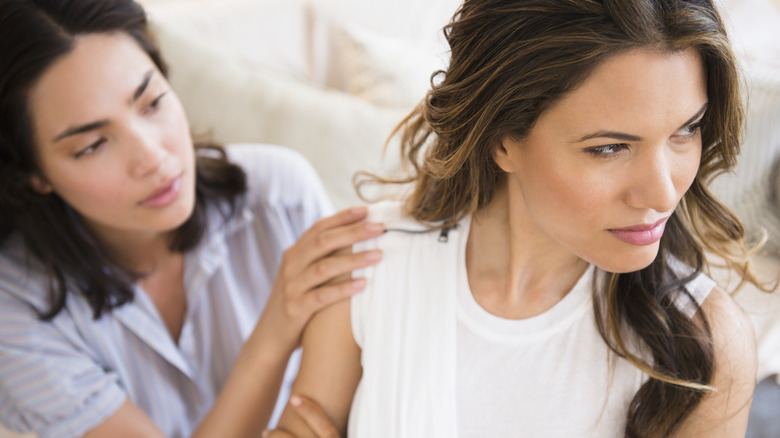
[368,0,762,435]
[0,0,247,319]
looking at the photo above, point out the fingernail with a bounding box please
[351,278,367,290]
[365,250,382,261]
[350,205,367,216]
[366,222,383,233]
[290,395,302,407]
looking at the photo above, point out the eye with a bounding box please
[74,138,105,159]
[585,143,628,158]
[143,91,168,114]
[673,120,704,140]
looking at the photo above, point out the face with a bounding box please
[495,48,707,273]
[28,32,195,245]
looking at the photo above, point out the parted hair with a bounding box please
[0,0,247,319]
[373,0,761,435]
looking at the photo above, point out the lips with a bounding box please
[140,175,182,208]
[608,217,669,246]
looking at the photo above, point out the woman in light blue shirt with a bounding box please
[0,0,376,436]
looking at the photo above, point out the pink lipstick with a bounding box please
[140,176,182,208]
[608,217,668,246]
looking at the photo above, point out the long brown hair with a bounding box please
[367,0,761,435]
[0,0,247,319]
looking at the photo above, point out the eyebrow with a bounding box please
[53,69,155,142]
[573,102,709,144]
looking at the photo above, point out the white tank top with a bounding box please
[350,201,715,437]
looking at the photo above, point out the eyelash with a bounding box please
[675,120,704,138]
[73,92,168,159]
[585,143,628,158]
[144,91,168,114]
[74,138,104,159]
[585,120,705,159]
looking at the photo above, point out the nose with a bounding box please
[127,125,166,178]
[624,147,679,214]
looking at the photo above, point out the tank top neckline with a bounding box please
[455,215,595,343]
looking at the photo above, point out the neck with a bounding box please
[466,183,588,319]
[89,225,176,274]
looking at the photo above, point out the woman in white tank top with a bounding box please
[274,0,769,436]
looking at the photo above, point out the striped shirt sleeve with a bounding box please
[0,286,126,438]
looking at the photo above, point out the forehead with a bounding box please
[537,48,708,134]
[28,32,157,138]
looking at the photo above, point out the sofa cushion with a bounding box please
[147,15,408,209]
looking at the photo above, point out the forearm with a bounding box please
[276,299,361,438]
[84,330,292,438]
[193,322,292,438]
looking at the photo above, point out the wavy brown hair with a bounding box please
[0,0,247,319]
[365,0,763,435]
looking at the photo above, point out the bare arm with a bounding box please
[675,286,757,437]
[274,296,363,437]
[83,207,380,438]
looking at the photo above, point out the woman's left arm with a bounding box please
[676,286,757,437]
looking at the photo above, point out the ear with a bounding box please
[491,135,521,173]
[29,174,53,194]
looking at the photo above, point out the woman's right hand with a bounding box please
[256,205,383,358]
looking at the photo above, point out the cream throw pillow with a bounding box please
[332,23,449,109]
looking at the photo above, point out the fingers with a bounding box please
[297,220,384,266]
[291,248,382,294]
[262,429,293,438]
[285,208,384,274]
[290,395,341,438]
[306,206,369,236]
[260,396,341,438]
[296,277,367,318]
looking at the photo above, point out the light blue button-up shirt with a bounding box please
[0,144,333,438]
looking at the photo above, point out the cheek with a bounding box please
[52,171,128,216]
[64,169,120,198]
[674,147,702,195]
[531,164,610,221]
[165,95,192,147]
[514,168,599,250]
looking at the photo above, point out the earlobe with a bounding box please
[29,174,53,194]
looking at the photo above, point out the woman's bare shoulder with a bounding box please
[677,285,757,437]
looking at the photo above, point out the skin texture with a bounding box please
[24,31,384,438]
[274,48,756,437]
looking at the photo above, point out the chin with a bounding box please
[164,190,197,231]
[592,244,660,274]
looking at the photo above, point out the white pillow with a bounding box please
[304,0,458,96]
[148,16,408,209]
[332,23,449,109]
[143,0,314,82]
